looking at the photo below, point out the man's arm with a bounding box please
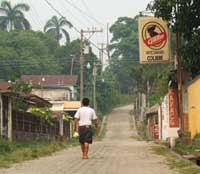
[73,118,79,133]
[93,119,99,136]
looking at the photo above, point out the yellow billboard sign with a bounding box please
[138,17,170,64]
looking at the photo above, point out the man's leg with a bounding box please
[81,143,85,158]
[83,143,89,159]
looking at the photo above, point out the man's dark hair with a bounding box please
[82,98,89,106]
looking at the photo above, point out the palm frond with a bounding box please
[59,17,72,28]
[14,10,24,18]
[44,16,60,32]
[44,20,55,32]
[61,28,70,43]
[13,3,30,12]
[0,7,8,14]
[22,18,31,30]
[1,1,12,11]
[0,16,8,31]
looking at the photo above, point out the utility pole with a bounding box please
[176,0,183,131]
[80,28,103,101]
[93,62,97,111]
[70,57,74,75]
[107,23,111,60]
[97,43,107,65]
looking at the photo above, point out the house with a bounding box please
[146,87,180,142]
[0,82,52,141]
[146,104,160,140]
[187,76,200,138]
[21,75,78,101]
[160,90,179,142]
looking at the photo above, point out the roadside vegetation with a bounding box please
[0,139,79,168]
[153,146,200,174]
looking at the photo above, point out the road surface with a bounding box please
[0,105,176,174]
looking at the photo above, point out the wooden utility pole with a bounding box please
[98,43,107,65]
[176,0,183,130]
[93,62,97,111]
[107,23,110,60]
[80,28,103,101]
[70,57,74,75]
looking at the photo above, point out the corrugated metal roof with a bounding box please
[21,75,78,87]
[0,82,11,90]
[146,104,160,115]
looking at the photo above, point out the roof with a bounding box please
[64,101,81,111]
[0,82,11,90]
[0,90,52,107]
[21,75,78,87]
[146,104,160,115]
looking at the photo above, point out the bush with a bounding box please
[0,139,15,155]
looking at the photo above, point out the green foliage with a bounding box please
[149,0,200,76]
[44,16,72,44]
[0,1,31,31]
[0,139,77,168]
[0,31,61,81]
[62,113,73,121]
[0,139,15,155]
[11,81,32,94]
[109,15,173,102]
[27,107,53,124]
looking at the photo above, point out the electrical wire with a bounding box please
[62,0,106,27]
[43,0,109,57]
[25,0,44,28]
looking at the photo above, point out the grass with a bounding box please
[152,146,200,174]
[173,141,200,155]
[94,116,108,141]
[0,138,79,168]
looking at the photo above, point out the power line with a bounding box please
[62,0,106,27]
[57,0,89,29]
[43,0,109,57]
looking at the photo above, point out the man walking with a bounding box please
[73,98,99,159]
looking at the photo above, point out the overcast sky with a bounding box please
[14,0,151,40]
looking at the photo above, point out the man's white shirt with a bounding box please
[74,106,97,126]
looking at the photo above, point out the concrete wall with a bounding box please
[188,79,200,138]
[32,89,70,101]
[161,95,179,141]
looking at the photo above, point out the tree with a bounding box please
[0,0,30,31]
[109,15,173,106]
[0,31,61,81]
[44,16,72,45]
[148,0,200,76]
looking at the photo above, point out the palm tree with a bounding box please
[44,16,72,44]
[0,0,31,31]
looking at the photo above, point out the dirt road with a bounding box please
[0,105,176,174]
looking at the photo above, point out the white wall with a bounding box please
[32,89,70,101]
[161,95,179,141]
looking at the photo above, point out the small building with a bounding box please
[0,89,52,141]
[21,75,78,101]
[187,76,200,138]
[146,104,160,140]
[160,92,179,142]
